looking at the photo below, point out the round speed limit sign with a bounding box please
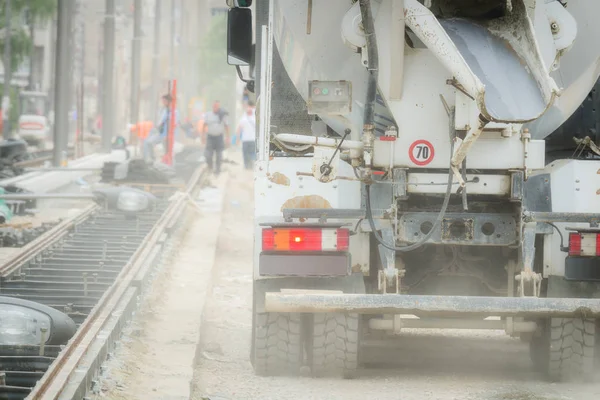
[409,140,435,166]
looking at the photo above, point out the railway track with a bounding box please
[0,166,206,399]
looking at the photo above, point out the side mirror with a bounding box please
[227,8,253,66]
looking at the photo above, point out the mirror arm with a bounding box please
[236,65,252,83]
[236,66,255,93]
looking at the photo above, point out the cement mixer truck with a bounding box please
[226,0,600,381]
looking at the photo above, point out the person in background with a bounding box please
[197,117,205,145]
[203,100,229,175]
[144,94,177,163]
[237,101,256,170]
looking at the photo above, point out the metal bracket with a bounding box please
[361,45,369,68]
[516,269,542,297]
[377,228,403,294]
[392,168,408,200]
[520,222,537,274]
[516,222,542,297]
[378,269,402,294]
[510,170,524,202]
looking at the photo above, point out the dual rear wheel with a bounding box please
[530,317,600,382]
[251,311,360,378]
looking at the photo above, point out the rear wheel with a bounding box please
[309,313,360,378]
[251,311,303,376]
[529,326,549,373]
[547,317,596,382]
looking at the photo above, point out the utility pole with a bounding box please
[170,0,176,79]
[74,0,85,158]
[101,0,116,152]
[130,0,142,135]
[2,0,12,139]
[65,0,76,142]
[149,0,161,120]
[52,0,71,166]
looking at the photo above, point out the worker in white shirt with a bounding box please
[236,101,256,170]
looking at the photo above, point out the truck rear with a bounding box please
[226,0,600,381]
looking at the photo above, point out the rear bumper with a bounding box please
[259,253,349,276]
[264,293,600,318]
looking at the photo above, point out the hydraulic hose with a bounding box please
[359,0,379,130]
[359,0,453,252]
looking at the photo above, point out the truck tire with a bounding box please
[548,317,596,382]
[529,331,548,373]
[309,313,359,378]
[252,311,302,376]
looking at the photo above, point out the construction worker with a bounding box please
[144,95,178,163]
[203,100,229,175]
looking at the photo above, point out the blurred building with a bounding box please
[3,0,230,137]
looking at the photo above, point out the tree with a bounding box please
[0,0,57,73]
[0,0,56,128]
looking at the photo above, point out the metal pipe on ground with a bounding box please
[23,167,100,172]
[0,194,96,200]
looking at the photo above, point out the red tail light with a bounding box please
[337,229,349,251]
[262,228,350,252]
[569,232,581,256]
[289,228,322,251]
[596,234,600,257]
[262,228,275,251]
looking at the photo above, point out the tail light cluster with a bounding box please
[568,232,600,257]
[262,228,349,252]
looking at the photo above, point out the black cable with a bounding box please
[354,218,364,233]
[546,222,567,252]
[321,129,350,177]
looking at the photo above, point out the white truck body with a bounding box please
[229,0,600,381]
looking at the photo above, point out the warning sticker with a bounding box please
[409,140,435,166]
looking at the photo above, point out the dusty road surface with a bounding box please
[96,168,229,400]
[96,156,600,400]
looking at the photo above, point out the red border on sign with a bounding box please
[408,140,435,166]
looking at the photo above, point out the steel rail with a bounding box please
[0,204,98,279]
[27,166,206,399]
